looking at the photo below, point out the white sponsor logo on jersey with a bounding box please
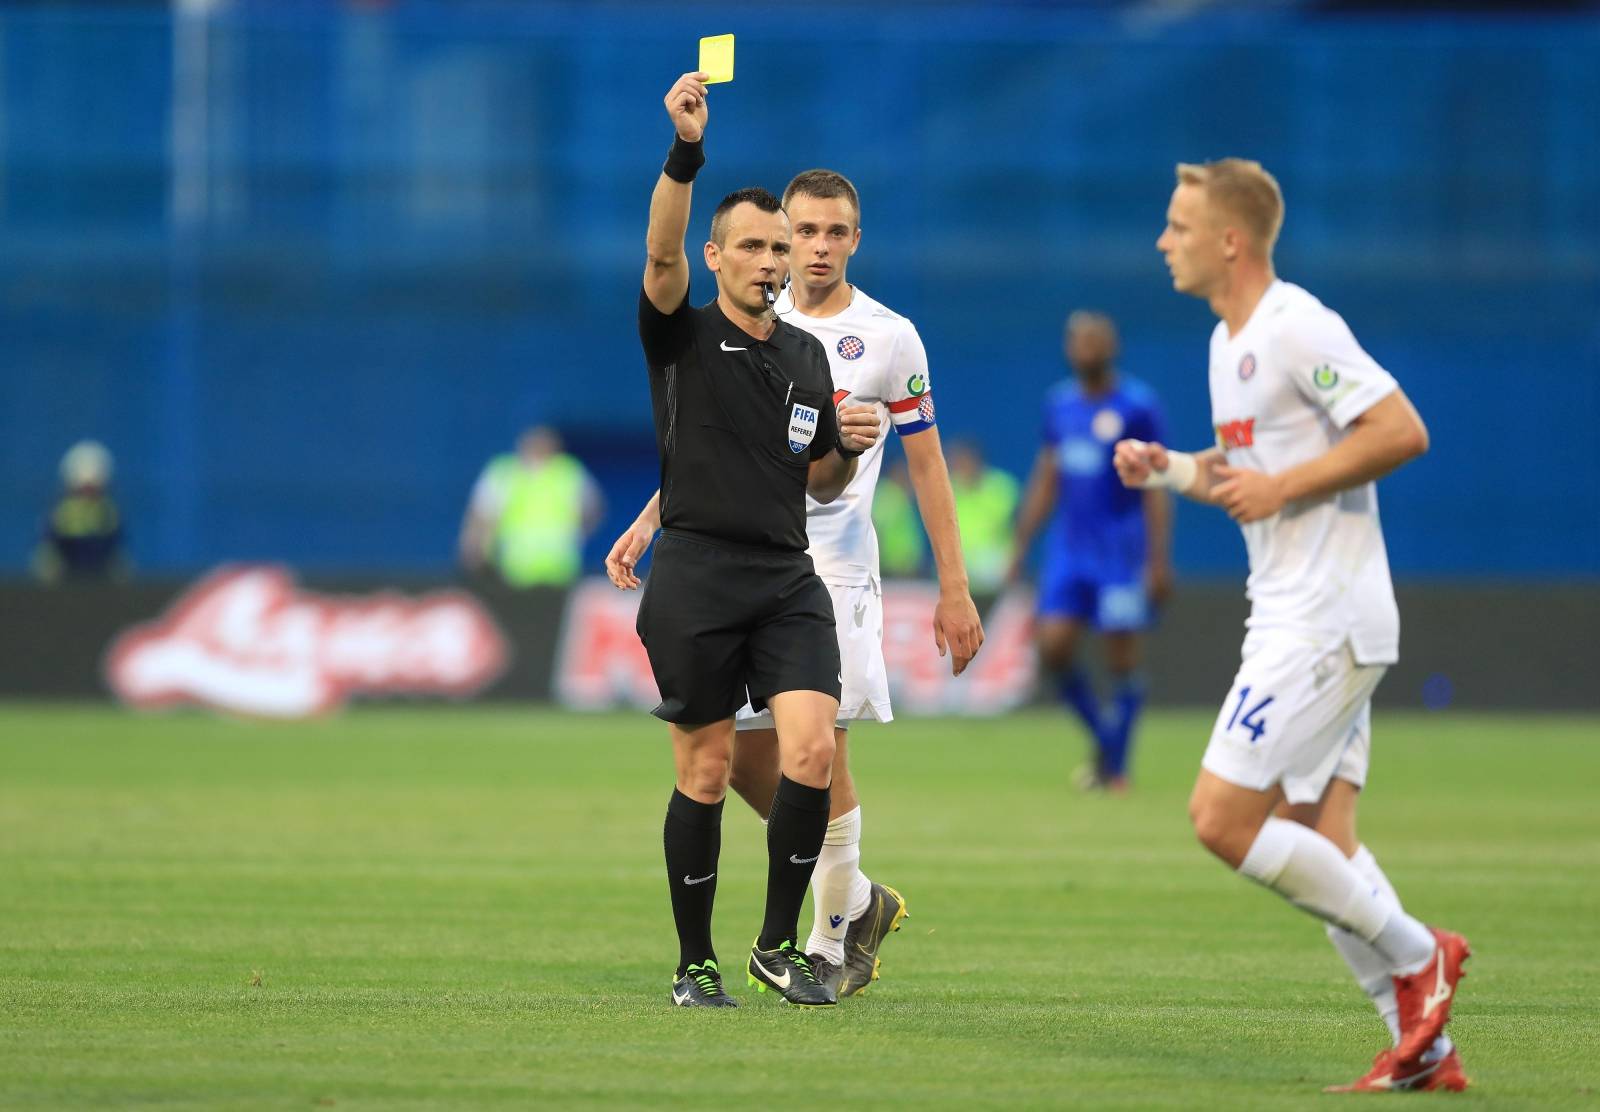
[1091,408,1124,443]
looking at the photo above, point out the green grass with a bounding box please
[1,704,1597,1109]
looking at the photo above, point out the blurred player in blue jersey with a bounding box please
[1009,311,1172,790]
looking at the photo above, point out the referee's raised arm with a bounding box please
[643,73,709,315]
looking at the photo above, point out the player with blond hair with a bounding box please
[1115,158,1470,1092]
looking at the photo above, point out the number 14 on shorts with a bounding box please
[1227,686,1275,742]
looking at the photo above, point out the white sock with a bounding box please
[804,806,865,965]
[1238,819,1435,973]
[846,865,871,922]
[1327,846,1401,1041]
[1327,845,1452,1057]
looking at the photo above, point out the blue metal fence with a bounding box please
[2,3,1596,575]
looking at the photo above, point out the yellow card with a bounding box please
[699,34,734,84]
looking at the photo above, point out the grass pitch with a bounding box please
[1,704,1597,1109]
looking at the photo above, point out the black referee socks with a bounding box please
[757,776,831,952]
[666,779,831,967]
[664,789,723,977]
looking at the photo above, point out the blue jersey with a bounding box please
[1040,376,1166,580]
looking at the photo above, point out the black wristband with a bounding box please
[663,136,705,183]
[836,441,865,461]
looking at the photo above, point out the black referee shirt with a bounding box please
[640,286,840,552]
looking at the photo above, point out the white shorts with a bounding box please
[1200,631,1385,805]
[736,579,893,730]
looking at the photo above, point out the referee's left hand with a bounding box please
[838,403,882,455]
[605,520,656,590]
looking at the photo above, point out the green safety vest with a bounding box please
[52,494,119,539]
[871,479,925,577]
[953,469,1019,593]
[488,454,588,587]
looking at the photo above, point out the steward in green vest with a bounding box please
[33,440,128,583]
[948,441,1020,596]
[459,427,603,588]
[871,460,926,578]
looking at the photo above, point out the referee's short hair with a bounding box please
[710,187,783,247]
[782,169,861,228]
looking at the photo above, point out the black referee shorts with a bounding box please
[636,530,841,725]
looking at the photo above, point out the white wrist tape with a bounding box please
[1145,450,1197,492]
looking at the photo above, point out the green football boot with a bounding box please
[746,940,837,1007]
[670,959,739,1007]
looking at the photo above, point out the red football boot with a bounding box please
[1392,927,1471,1066]
[1416,1048,1472,1092]
[1325,1046,1471,1093]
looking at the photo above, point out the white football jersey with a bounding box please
[774,284,937,585]
[1207,280,1401,664]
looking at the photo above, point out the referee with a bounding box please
[640,72,881,1009]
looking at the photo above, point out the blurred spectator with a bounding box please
[871,458,927,578]
[33,440,128,583]
[948,440,1020,595]
[458,426,604,588]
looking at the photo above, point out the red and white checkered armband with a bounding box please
[888,393,936,436]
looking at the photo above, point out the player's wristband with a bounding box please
[663,136,704,183]
[1144,450,1198,492]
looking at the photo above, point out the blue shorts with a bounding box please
[1037,566,1150,632]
